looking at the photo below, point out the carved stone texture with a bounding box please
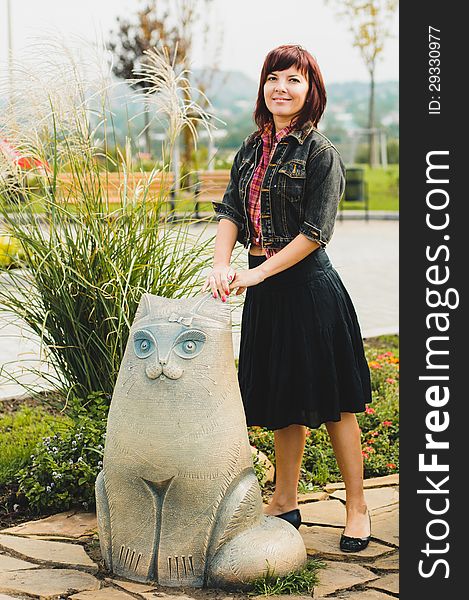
[96,293,306,589]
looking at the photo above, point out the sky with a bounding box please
[1,0,399,85]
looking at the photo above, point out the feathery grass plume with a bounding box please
[0,35,218,407]
[132,45,216,144]
[131,44,223,197]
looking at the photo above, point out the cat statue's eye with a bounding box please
[133,330,156,359]
[174,329,206,359]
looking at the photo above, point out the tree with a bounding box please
[108,0,220,180]
[109,2,182,155]
[328,0,398,167]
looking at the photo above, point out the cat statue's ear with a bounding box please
[133,293,152,324]
[192,292,232,325]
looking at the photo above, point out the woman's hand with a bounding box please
[229,267,266,295]
[201,264,236,302]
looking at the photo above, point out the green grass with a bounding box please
[0,407,73,485]
[249,558,325,596]
[341,164,399,212]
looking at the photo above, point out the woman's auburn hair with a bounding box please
[253,44,327,133]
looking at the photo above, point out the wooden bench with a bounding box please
[57,171,175,204]
[55,170,231,214]
[197,171,230,201]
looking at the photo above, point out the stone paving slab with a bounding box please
[0,594,23,600]
[0,477,399,598]
[139,595,201,600]
[331,487,399,513]
[367,572,399,595]
[369,507,399,547]
[300,500,345,527]
[324,474,399,492]
[298,491,329,503]
[0,307,56,402]
[364,551,399,571]
[106,578,158,593]
[0,568,100,598]
[300,525,393,560]
[0,534,97,571]
[0,554,39,572]
[314,590,396,600]
[0,511,97,539]
[70,588,136,599]
[312,560,379,598]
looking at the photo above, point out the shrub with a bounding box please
[0,235,26,270]
[16,392,108,513]
[0,406,73,485]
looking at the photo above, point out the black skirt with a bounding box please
[237,248,372,430]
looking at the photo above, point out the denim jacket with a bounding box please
[212,121,346,249]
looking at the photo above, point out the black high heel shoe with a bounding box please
[340,510,371,553]
[274,508,302,530]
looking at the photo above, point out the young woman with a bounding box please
[201,45,372,552]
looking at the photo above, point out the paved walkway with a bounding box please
[0,474,399,599]
[0,220,398,401]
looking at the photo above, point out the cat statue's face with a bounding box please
[128,292,233,382]
[107,292,240,430]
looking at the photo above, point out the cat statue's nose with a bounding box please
[145,361,183,380]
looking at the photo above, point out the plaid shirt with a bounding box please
[247,122,293,258]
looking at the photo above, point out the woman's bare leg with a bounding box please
[325,412,370,537]
[263,424,306,515]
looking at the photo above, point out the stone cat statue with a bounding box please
[95,292,306,589]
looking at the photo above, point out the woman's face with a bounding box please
[263,66,309,125]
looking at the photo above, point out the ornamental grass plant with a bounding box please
[0,39,219,404]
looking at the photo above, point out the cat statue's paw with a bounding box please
[206,515,307,589]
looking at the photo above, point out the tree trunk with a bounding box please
[368,69,379,168]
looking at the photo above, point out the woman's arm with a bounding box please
[228,233,319,295]
[213,218,238,268]
[256,234,320,280]
[201,218,238,299]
